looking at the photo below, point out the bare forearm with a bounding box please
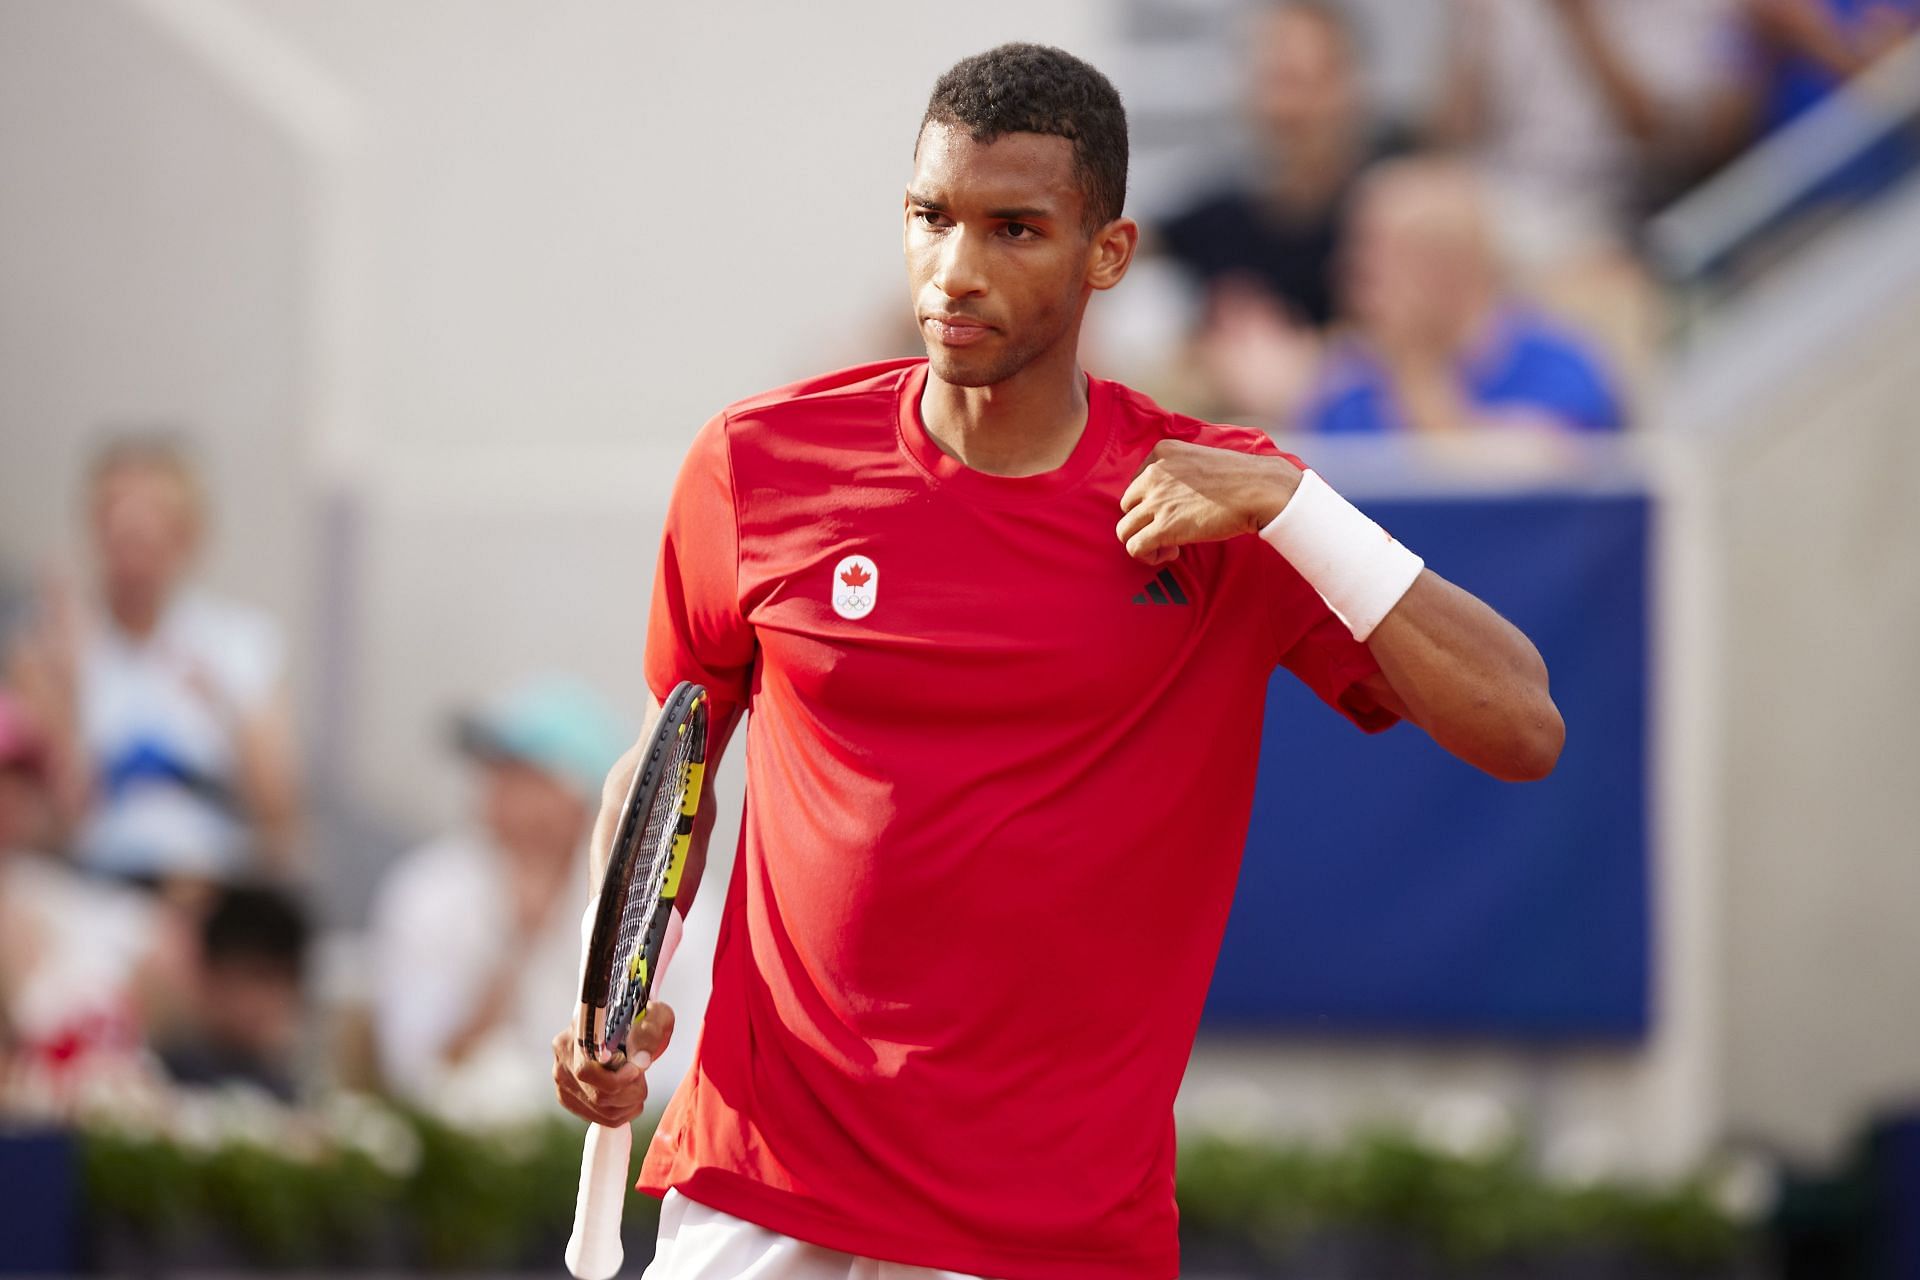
[1430,1,1488,145]
[234,693,303,874]
[440,963,519,1066]
[587,718,657,894]
[1555,1,1665,143]
[1749,0,1871,78]
[6,638,90,841]
[1365,573,1564,781]
[587,697,740,916]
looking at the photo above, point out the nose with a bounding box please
[931,225,987,300]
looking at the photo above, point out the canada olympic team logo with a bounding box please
[831,554,878,620]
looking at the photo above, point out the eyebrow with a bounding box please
[906,191,1054,222]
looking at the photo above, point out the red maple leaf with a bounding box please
[840,563,871,588]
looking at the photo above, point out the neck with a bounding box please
[1448,288,1502,358]
[919,339,1089,477]
[1260,125,1360,214]
[106,589,164,640]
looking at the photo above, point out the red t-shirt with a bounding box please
[638,359,1394,1279]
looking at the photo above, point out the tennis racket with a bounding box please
[565,680,709,1280]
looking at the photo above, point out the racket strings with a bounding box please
[602,729,697,1050]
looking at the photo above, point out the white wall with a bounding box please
[1675,185,1920,1163]
[250,0,1110,460]
[0,0,315,649]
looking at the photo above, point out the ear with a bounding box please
[1086,217,1139,292]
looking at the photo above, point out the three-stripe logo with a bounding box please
[1132,568,1188,606]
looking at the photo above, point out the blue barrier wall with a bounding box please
[1205,493,1652,1039]
[0,1130,78,1273]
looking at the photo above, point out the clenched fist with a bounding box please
[552,1001,677,1127]
[1116,440,1302,565]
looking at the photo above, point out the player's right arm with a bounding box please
[553,412,754,1126]
[584,695,742,906]
[552,693,741,1127]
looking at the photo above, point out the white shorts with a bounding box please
[642,1189,986,1280]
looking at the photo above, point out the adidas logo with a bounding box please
[1132,568,1189,606]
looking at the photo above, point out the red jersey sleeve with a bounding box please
[645,412,756,715]
[1278,613,1399,733]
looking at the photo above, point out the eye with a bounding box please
[1003,222,1038,240]
[914,208,950,229]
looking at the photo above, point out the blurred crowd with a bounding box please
[1117,0,1917,437]
[0,436,632,1127]
[1,0,1915,1137]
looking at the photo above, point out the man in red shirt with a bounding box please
[553,43,1563,1280]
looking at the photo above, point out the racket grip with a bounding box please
[565,1120,632,1280]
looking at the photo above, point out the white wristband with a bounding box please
[576,894,601,989]
[1259,469,1424,642]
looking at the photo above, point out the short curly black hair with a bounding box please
[919,43,1128,234]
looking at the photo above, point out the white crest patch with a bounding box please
[831,554,878,620]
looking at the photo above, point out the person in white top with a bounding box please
[0,689,180,1116]
[8,435,301,883]
[1436,0,1758,271]
[1432,0,1760,383]
[369,677,629,1126]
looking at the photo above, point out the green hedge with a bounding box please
[78,1097,1745,1270]
[82,1096,650,1268]
[1177,1129,1743,1267]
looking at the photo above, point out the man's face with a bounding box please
[481,758,590,861]
[90,465,198,609]
[1248,7,1359,146]
[1343,180,1479,349]
[199,962,303,1060]
[905,123,1097,387]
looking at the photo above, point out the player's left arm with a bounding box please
[1118,439,1564,782]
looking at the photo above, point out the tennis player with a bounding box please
[553,43,1564,1280]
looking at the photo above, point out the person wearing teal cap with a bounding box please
[453,676,634,799]
[369,676,629,1123]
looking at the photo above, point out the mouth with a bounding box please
[922,313,995,348]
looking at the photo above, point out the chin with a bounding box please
[924,344,1026,389]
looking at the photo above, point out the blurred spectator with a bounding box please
[1434,0,1759,378]
[0,690,176,1113]
[1747,0,1919,203]
[1749,0,1918,131]
[156,883,311,1102]
[6,434,301,885]
[1298,158,1625,437]
[1160,1,1402,327]
[1149,1,1406,423]
[369,677,627,1125]
[1437,0,1758,261]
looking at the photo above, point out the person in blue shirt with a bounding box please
[1298,158,1626,438]
[1752,0,1917,132]
[1748,0,1919,201]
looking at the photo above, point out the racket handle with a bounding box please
[565,1120,632,1279]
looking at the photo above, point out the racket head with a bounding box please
[577,680,709,1064]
